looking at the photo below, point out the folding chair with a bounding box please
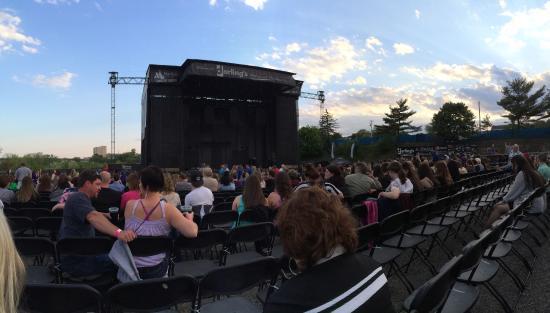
[21,283,102,313]
[172,229,226,278]
[202,210,238,230]
[106,275,197,313]
[7,216,35,236]
[127,236,173,276]
[35,216,62,241]
[221,222,274,267]
[14,237,58,284]
[213,202,233,212]
[19,208,52,221]
[197,257,280,313]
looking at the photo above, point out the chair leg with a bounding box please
[483,281,514,313]
[390,261,414,294]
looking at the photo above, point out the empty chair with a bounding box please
[35,216,63,241]
[14,237,57,284]
[213,201,233,212]
[7,216,35,236]
[172,229,226,278]
[19,208,52,221]
[202,210,238,229]
[21,283,102,313]
[221,222,274,266]
[197,257,280,313]
[106,275,197,313]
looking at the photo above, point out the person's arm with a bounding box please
[379,186,400,200]
[232,195,240,211]
[165,203,198,237]
[502,172,526,203]
[267,192,277,209]
[86,210,136,242]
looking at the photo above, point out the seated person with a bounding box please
[59,170,136,278]
[378,161,414,220]
[345,162,382,198]
[184,169,214,218]
[218,171,236,191]
[109,173,126,193]
[264,187,394,313]
[487,155,547,226]
[232,174,269,223]
[92,171,122,212]
[15,176,39,205]
[0,175,16,206]
[295,164,343,198]
[125,166,198,279]
[161,172,181,207]
[50,174,71,202]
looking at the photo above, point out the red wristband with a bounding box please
[114,229,122,238]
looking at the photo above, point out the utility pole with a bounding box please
[478,101,481,134]
[369,120,373,137]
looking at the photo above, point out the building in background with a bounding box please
[93,146,108,157]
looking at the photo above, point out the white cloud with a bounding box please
[278,37,367,87]
[31,72,76,90]
[415,9,421,19]
[209,0,217,6]
[0,10,41,54]
[22,45,38,54]
[491,1,550,51]
[365,36,386,57]
[498,0,507,9]
[400,62,520,85]
[268,35,277,41]
[285,42,301,54]
[242,0,267,10]
[94,1,103,11]
[34,0,80,4]
[348,76,367,85]
[393,42,415,55]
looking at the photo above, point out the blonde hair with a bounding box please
[0,213,26,313]
[16,176,38,203]
[163,172,175,193]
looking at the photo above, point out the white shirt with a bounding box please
[184,186,214,207]
[388,178,414,193]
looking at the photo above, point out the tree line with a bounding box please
[298,76,550,161]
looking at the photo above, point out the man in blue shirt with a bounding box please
[59,170,136,278]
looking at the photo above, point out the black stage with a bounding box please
[141,59,302,169]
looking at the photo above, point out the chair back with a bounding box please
[127,236,173,257]
[238,205,269,225]
[408,202,431,226]
[20,208,51,221]
[22,283,102,313]
[350,204,367,224]
[175,229,227,251]
[14,237,56,258]
[213,202,233,212]
[356,223,380,252]
[7,216,35,236]
[57,237,114,257]
[379,210,409,239]
[202,210,238,229]
[106,275,197,312]
[35,216,63,240]
[406,255,463,313]
[226,222,274,245]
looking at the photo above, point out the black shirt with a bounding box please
[92,187,122,213]
[264,253,395,313]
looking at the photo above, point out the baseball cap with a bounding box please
[188,169,203,183]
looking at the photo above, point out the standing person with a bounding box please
[0,175,16,206]
[264,188,394,313]
[124,166,198,279]
[267,171,292,211]
[92,171,122,212]
[59,170,136,278]
[120,173,141,213]
[14,162,32,189]
[160,173,181,207]
[0,212,26,313]
[202,167,219,192]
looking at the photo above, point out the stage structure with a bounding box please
[140,59,303,168]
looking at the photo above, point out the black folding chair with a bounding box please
[172,229,226,278]
[106,275,197,313]
[213,202,233,212]
[197,257,280,313]
[237,205,270,226]
[35,216,62,241]
[20,208,52,221]
[221,222,274,267]
[21,283,102,313]
[202,210,238,230]
[14,237,58,284]
[127,236,173,277]
[7,216,35,236]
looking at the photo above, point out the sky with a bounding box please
[1,0,550,157]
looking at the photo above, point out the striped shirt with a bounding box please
[294,181,343,197]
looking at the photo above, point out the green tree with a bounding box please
[298,126,323,160]
[374,98,421,136]
[480,114,493,132]
[350,129,372,139]
[431,102,476,142]
[497,77,550,129]
[318,109,340,151]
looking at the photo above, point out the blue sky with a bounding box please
[1,0,550,157]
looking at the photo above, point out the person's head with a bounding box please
[372,164,383,178]
[20,162,26,167]
[303,164,321,185]
[139,166,164,193]
[539,154,549,166]
[56,174,71,190]
[354,162,370,175]
[100,171,111,187]
[511,155,545,189]
[162,172,175,193]
[277,187,358,270]
[77,170,101,198]
[202,167,214,178]
[126,173,140,191]
[512,144,519,152]
[275,171,292,200]
[434,161,453,185]
[381,162,390,174]
[287,169,300,184]
[402,161,420,183]
[0,213,26,313]
[188,169,204,188]
[17,176,36,202]
[325,164,342,180]
[113,173,120,182]
[70,176,79,187]
[220,171,233,186]
[0,175,10,189]
[37,173,52,192]
[242,174,265,208]
[418,161,436,181]
[388,161,407,184]
[179,173,188,181]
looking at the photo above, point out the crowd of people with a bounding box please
[1,143,549,312]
